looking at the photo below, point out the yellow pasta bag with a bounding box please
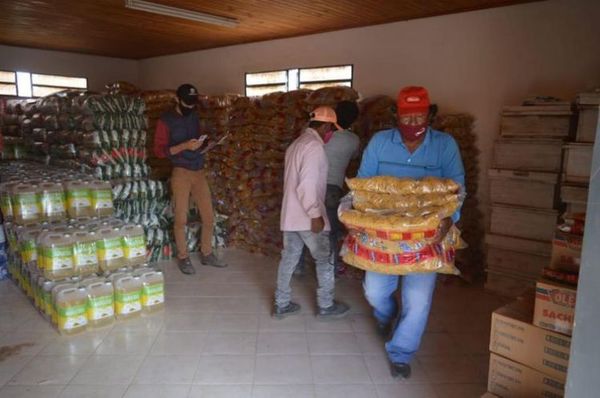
[346,176,460,195]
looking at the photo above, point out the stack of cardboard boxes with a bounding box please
[483,91,599,397]
[486,100,572,297]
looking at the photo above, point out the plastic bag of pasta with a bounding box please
[352,190,461,212]
[341,226,465,275]
[347,176,460,195]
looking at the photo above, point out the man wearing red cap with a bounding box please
[357,86,465,378]
[273,106,350,320]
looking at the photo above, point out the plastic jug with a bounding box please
[39,182,67,221]
[140,271,165,313]
[65,180,93,218]
[90,180,114,217]
[72,230,100,277]
[0,181,18,221]
[84,281,115,328]
[54,286,88,335]
[97,227,126,272]
[51,281,78,326]
[40,233,75,280]
[122,224,147,267]
[12,183,42,224]
[112,274,142,320]
[19,228,42,269]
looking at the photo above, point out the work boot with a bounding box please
[177,257,196,275]
[273,302,301,319]
[200,252,228,268]
[390,362,411,379]
[317,301,350,320]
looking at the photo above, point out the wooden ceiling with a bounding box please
[0,0,541,59]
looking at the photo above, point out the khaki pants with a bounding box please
[171,167,214,259]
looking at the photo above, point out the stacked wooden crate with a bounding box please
[486,102,572,296]
[561,91,599,213]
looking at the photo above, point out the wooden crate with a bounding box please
[490,205,558,242]
[486,246,548,279]
[485,269,536,297]
[561,183,588,213]
[492,139,563,172]
[576,105,599,142]
[485,233,552,257]
[500,106,572,139]
[488,169,558,209]
[562,143,593,184]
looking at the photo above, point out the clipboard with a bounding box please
[200,132,230,154]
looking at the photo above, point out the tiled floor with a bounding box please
[0,248,508,398]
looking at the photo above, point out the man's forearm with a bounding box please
[169,142,188,156]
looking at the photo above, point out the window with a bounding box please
[0,71,87,98]
[0,70,17,96]
[245,65,353,96]
[31,73,87,97]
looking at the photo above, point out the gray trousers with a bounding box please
[275,231,334,309]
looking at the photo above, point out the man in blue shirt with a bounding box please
[357,86,465,379]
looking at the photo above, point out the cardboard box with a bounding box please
[549,231,582,273]
[490,299,571,381]
[488,353,565,398]
[534,280,577,336]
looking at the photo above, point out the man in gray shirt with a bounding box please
[295,100,360,276]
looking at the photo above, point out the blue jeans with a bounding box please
[275,231,334,309]
[295,185,343,273]
[363,271,437,364]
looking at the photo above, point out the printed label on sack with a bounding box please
[115,290,142,314]
[91,190,113,209]
[124,236,146,259]
[42,192,66,216]
[57,304,88,330]
[67,189,92,208]
[142,284,164,307]
[87,295,114,320]
[97,238,124,260]
[43,246,73,271]
[73,242,98,267]
[15,193,40,219]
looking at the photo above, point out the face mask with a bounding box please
[180,105,196,116]
[398,123,427,142]
[323,130,334,144]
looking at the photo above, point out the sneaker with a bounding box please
[200,252,228,268]
[317,301,350,320]
[390,362,411,379]
[177,257,196,275]
[273,302,301,319]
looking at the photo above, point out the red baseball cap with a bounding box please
[397,86,430,115]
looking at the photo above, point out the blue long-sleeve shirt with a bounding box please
[357,127,465,222]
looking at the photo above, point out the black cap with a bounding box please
[176,84,199,105]
[335,100,359,129]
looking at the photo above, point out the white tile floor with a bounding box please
[0,248,508,398]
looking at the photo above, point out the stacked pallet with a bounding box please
[561,90,599,214]
[485,100,572,296]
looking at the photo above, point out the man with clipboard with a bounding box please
[153,84,228,274]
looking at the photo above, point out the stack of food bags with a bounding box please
[339,176,466,275]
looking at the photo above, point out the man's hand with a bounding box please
[311,217,325,233]
[433,217,453,245]
[186,137,205,151]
